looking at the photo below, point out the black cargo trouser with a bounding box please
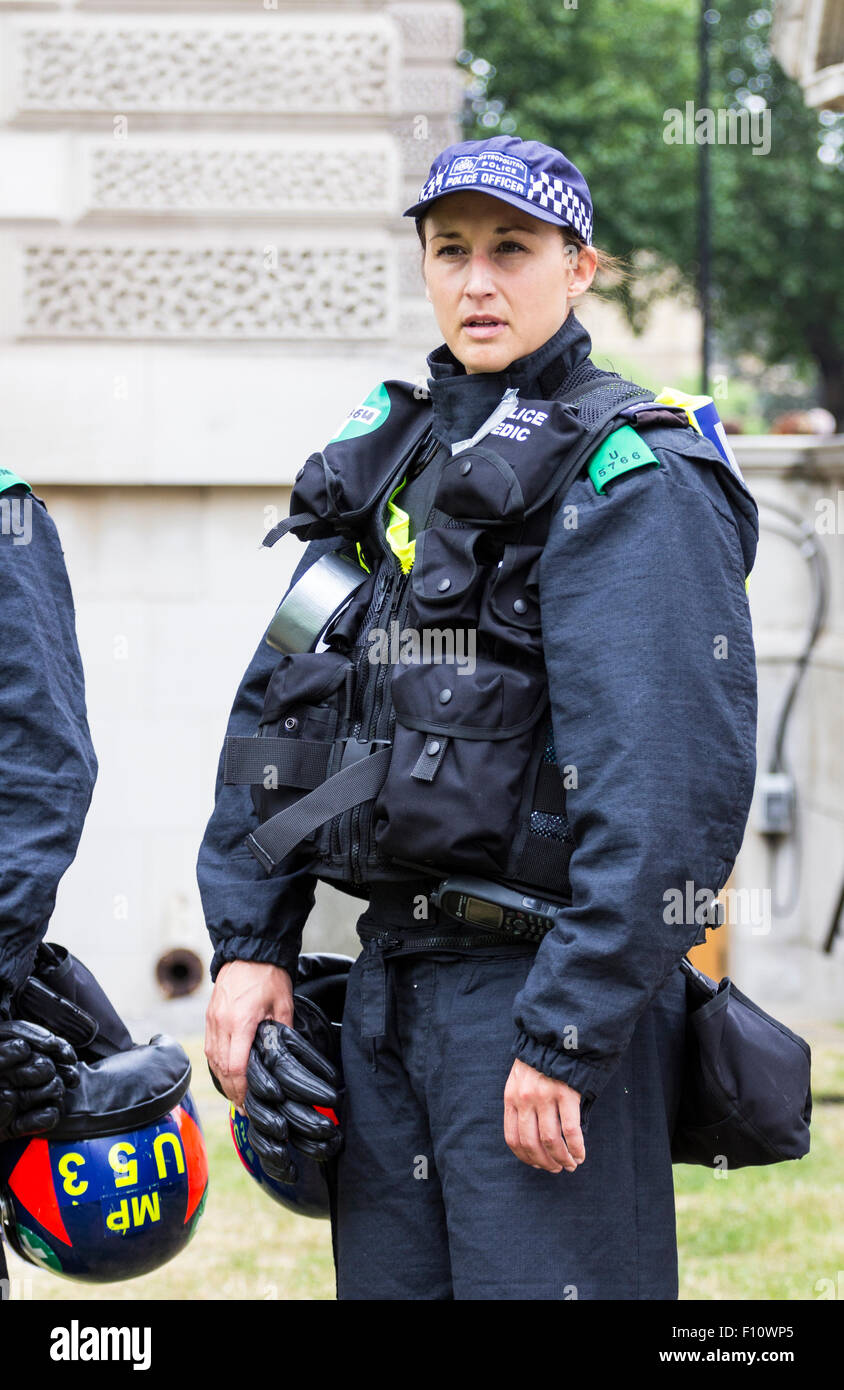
[332,904,688,1300]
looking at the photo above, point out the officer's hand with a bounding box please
[503,1058,585,1174]
[0,1020,80,1141]
[205,961,294,1110]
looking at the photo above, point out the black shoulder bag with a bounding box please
[671,956,812,1169]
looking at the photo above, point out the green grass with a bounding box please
[5,1029,841,1301]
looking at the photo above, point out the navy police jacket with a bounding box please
[0,475,98,1016]
[197,313,759,1104]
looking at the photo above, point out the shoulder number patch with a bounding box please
[0,466,31,495]
[587,425,659,494]
[329,382,392,444]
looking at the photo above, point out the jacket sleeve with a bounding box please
[196,535,346,982]
[511,437,758,1102]
[0,489,98,1013]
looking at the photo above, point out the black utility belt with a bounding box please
[360,871,568,954]
[356,924,537,955]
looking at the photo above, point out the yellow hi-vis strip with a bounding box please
[354,475,416,574]
[385,476,415,573]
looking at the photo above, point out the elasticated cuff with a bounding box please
[210,937,299,984]
[512,1029,618,1103]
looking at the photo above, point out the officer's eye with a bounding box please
[434,241,528,257]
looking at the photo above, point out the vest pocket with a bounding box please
[251,649,354,849]
[480,543,543,657]
[406,524,487,633]
[372,655,548,878]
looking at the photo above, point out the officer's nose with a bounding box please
[462,251,498,300]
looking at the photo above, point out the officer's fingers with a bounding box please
[560,1102,586,1165]
[537,1101,575,1172]
[504,1102,548,1171]
[517,1107,561,1171]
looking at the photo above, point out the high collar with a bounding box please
[425,311,593,448]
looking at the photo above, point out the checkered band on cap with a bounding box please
[526,172,593,244]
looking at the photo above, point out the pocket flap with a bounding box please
[411,526,484,604]
[390,655,547,740]
[434,445,525,525]
[262,650,352,725]
[487,543,543,630]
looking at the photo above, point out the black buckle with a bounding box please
[338,737,391,770]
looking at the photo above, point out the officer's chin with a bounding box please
[457,330,514,375]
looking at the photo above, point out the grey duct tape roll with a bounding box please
[266,550,368,654]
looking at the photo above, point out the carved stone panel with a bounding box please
[18,241,395,338]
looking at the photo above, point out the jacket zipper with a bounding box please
[347,427,440,884]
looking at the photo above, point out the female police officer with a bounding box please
[200,136,759,1299]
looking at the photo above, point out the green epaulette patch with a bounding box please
[0,467,31,495]
[587,426,659,494]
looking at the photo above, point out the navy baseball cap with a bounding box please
[403,135,593,244]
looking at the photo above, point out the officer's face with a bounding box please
[421,191,597,374]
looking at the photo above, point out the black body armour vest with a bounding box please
[223,366,691,903]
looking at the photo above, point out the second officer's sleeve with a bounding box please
[511,440,758,1102]
[0,488,98,1013]
[196,537,344,982]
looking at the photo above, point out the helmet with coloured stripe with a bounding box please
[0,947,208,1282]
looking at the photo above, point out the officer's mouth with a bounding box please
[461,317,508,340]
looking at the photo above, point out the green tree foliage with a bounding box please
[460,0,844,421]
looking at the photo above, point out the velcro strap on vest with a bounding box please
[246,745,392,872]
[411,737,449,782]
[224,736,332,789]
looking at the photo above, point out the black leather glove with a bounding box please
[0,1020,79,1142]
[244,1020,343,1183]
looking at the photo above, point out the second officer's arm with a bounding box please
[508,431,758,1154]
[0,483,98,1016]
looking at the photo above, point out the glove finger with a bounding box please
[289,1128,344,1162]
[18,1075,66,1110]
[260,1021,340,1090]
[0,1098,15,1128]
[56,1062,80,1089]
[0,1039,32,1072]
[280,1096,341,1147]
[261,1042,341,1110]
[6,1056,57,1088]
[9,1105,62,1138]
[245,1051,285,1107]
[247,1127,298,1185]
[244,1092,290,1145]
[0,1021,77,1067]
